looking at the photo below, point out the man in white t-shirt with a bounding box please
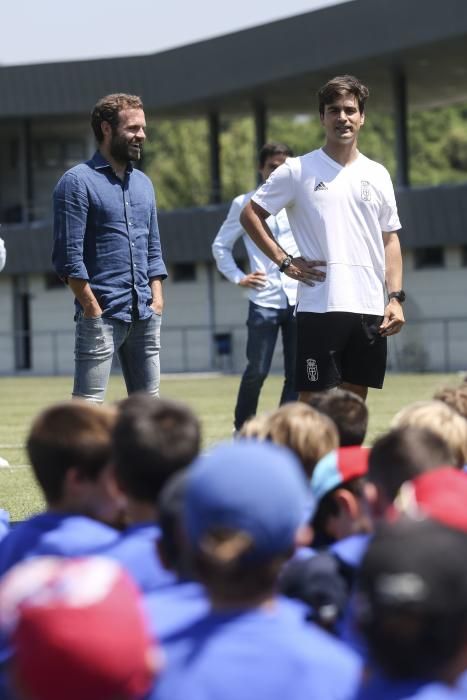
[212,143,300,431]
[240,75,405,402]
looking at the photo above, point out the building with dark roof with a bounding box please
[1,0,467,374]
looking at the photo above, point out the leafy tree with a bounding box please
[143,103,467,210]
[144,118,211,210]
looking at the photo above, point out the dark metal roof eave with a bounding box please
[1,0,467,118]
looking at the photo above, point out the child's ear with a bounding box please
[334,488,360,520]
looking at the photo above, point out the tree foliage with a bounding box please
[143,103,467,210]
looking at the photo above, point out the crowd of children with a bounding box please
[1,384,467,699]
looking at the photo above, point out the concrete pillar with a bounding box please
[208,112,221,203]
[392,67,410,187]
[21,119,34,223]
[254,102,267,184]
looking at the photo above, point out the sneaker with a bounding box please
[0,456,10,467]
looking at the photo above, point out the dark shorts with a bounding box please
[295,312,387,391]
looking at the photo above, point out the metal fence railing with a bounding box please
[1,317,467,376]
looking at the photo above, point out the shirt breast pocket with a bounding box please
[129,200,151,229]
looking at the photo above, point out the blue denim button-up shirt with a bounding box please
[52,151,167,322]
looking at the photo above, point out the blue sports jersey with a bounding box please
[102,523,175,592]
[0,512,119,577]
[354,674,465,699]
[147,597,362,700]
[144,581,209,641]
[0,511,9,544]
[329,534,371,657]
[329,533,371,569]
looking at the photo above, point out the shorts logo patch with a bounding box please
[361,180,371,201]
[306,358,318,382]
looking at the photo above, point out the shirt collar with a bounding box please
[90,150,134,173]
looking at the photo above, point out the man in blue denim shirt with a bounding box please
[53,93,167,401]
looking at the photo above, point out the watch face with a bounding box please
[391,290,406,302]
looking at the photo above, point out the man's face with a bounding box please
[109,108,146,164]
[259,153,288,182]
[320,93,365,147]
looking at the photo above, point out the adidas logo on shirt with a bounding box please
[314,181,328,191]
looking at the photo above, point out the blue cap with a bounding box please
[185,441,308,560]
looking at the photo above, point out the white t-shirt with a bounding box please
[252,149,401,315]
[212,191,299,309]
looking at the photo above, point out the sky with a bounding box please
[0,0,351,65]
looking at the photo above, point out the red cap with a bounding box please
[392,466,467,532]
[311,446,369,504]
[0,557,160,700]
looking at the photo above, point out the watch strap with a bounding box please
[279,255,293,272]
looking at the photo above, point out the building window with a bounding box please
[9,139,19,169]
[64,140,86,167]
[34,139,85,169]
[172,263,197,282]
[413,247,445,269]
[35,140,61,168]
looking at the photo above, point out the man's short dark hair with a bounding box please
[318,75,369,116]
[308,389,368,446]
[434,383,467,420]
[26,401,116,504]
[312,477,367,546]
[369,426,455,503]
[258,142,293,168]
[357,518,467,680]
[91,93,144,143]
[112,394,201,503]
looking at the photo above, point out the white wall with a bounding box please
[388,247,467,372]
[2,246,467,375]
[0,277,14,373]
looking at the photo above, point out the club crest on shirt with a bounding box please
[306,358,318,382]
[361,180,371,201]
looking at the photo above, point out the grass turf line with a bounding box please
[0,372,458,520]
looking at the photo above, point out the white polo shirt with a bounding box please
[252,149,401,315]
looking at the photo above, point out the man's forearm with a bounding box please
[240,202,288,266]
[383,232,403,294]
[68,278,102,317]
[150,277,164,314]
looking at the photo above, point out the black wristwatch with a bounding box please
[388,290,406,303]
[279,255,293,272]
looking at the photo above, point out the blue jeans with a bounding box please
[73,311,162,402]
[234,302,297,430]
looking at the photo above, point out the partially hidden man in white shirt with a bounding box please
[240,76,405,404]
[212,143,300,432]
[0,238,5,272]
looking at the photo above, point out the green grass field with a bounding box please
[0,372,461,521]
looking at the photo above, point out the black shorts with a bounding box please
[295,312,387,391]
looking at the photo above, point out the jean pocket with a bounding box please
[83,314,103,322]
